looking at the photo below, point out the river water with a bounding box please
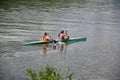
[0,0,120,80]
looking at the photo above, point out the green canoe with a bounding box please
[23,37,87,46]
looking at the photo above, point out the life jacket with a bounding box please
[43,36,51,41]
[59,33,64,40]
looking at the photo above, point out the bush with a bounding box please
[26,65,73,80]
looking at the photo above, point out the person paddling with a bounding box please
[58,30,65,40]
[64,31,69,40]
[43,32,51,41]
[58,30,69,40]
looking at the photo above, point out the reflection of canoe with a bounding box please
[23,37,87,46]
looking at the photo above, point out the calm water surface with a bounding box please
[0,0,120,80]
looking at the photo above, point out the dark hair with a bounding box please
[44,32,48,35]
[60,30,64,33]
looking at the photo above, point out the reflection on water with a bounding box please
[42,44,48,54]
[42,42,67,55]
[58,42,67,53]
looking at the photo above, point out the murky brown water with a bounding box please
[0,0,120,80]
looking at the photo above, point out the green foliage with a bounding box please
[26,65,73,80]
[66,68,73,80]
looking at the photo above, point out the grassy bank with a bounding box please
[26,64,73,80]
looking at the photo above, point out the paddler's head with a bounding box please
[60,30,64,33]
[44,32,48,35]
